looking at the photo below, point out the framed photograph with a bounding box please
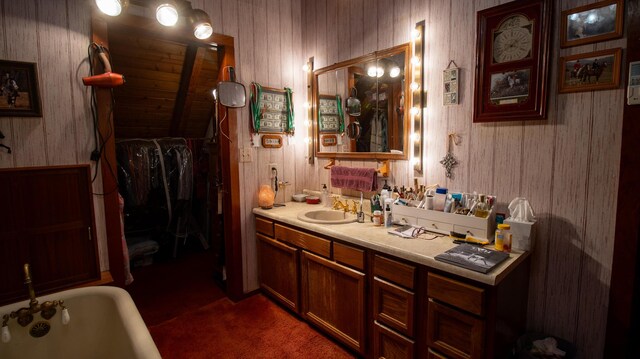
[473,0,552,123]
[561,0,623,48]
[443,67,459,106]
[558,48,622,93]
[0,60,42,117]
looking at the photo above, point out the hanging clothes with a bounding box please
[369,109,388,152]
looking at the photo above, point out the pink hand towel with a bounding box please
[330,166,378,192]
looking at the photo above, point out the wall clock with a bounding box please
[473,0,552,123]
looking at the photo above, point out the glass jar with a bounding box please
[495,223,511,252]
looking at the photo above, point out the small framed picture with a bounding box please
[443,67,459,106]
[558,48,622,94]
[561,0,623,48]
[261,134,283,148]
[0,60,42,117]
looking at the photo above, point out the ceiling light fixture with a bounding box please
[156,2,179,27]
[190,9,213,39]
[95,0,128,16]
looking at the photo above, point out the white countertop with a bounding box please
[253,201,529,286]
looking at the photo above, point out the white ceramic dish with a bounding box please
[292,193,308,202]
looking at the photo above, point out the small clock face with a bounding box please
[492,15,533,64]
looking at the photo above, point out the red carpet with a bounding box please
[149,294,356,359]
[126,248,226,326]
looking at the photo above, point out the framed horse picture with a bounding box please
[558,48,622,93]
[0,60,42,117]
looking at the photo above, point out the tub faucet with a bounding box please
[2,263,68,342]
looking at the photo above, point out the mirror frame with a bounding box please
[312,43,412,160]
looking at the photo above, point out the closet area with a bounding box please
[93,11,227,292]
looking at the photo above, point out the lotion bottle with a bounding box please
[321,184,330,207]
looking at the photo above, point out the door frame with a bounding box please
[91,11,244,300]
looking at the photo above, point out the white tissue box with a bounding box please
[504,219,535,251]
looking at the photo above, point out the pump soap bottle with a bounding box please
[321,184,330,207]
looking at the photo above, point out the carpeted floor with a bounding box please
[126,248,355,358]
[149,294,356,359]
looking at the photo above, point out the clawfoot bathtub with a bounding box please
[0,286,161,359]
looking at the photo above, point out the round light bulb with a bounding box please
[304,120,312,127]
[303,102,311,109]
[367,66,377,77]
[194,23,213,39]
[411,132,420,142]
[156,4,179,27]
[411,28,421,40]
[302,64,311,72]
[304,137,310,144]
[410,107,420,116]
[376,66,384,78]
[96,0,124,16]
[389,66,400,78]
[411,56,421,66]
[411,157,420,166]
[410,82,420,91]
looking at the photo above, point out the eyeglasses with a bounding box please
[410,226,442,240]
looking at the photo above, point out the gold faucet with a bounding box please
[332,197,349,212]
[2,264,65,328]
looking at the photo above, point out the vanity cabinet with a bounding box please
[254,213,529,359]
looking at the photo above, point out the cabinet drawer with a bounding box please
[374,254,415,290]
[255,217,274,237]
[452,224,485,239]
[428,273,484,316]
[275,224,331,258]
[427,348,448,359]
[416,218,453,234]
[334,242,365,271]
[427,299,484,359]
[373,321,415,359]
[373,277,414,337]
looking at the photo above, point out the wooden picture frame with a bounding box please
[318,94,343,133]
[558,48,622,93]
[561,0,623,48]
[321,135,338,147]
[473,0,552,123]
[0,60,42,117]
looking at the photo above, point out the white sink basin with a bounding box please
[297,209,357,224]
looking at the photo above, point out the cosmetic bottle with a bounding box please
[474,194,490,218]
[433,188,447,211]
[321,184,330,207]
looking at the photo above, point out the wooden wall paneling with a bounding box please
[37,0,76,165]
[393,0,409,47]
[377,0,393,51]
[362,0,377,55]
[267,0,284,204]
[253,0,270,190]
[544,46,594,346]
[349,0,364,59]
[280,0,295,204]
[0,4,14,168]
[425,0,451,188]
[337,0,350,63]
[4,0,46,167]
[203,0,223,36]
[576,34,625,354]
[326,0,339,64]
[291,0,306,195]
[238,0,258,293]
[520,2,561,333]
[66,0,109,272]
[491,122,523,213]
[445,0,474,193]
[315,0,328,69]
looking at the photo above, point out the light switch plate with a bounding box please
[240,147,252,162]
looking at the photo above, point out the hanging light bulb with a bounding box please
[389,66,400,78]
[156,3,179,27]
[411,28,421,40]
[95,0,128,16]
[190,9,213,39]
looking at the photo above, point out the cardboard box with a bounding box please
[504,219,535,251]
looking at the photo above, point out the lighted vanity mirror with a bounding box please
[313,44,410,160]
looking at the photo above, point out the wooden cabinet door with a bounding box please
[427,299,484,359]
[0,166,99,305]
[257,233,299,313]
[373,321,415,359]
[301,251,366,355]
[373,277,415,337]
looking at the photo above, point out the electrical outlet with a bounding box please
[240,147,252,162]
[267,163,281,179]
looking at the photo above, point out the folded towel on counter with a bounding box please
[330,166,378,192]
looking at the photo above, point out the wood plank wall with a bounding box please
[0,0,109,271]
[0,1,624,356]
[301,0,625,357]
